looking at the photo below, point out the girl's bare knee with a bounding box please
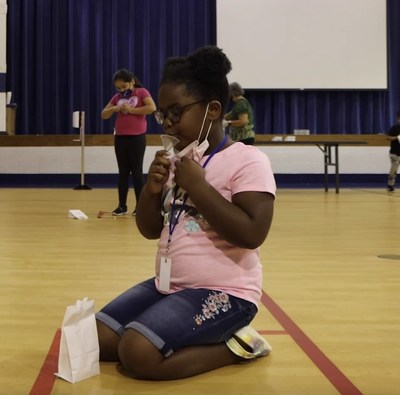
[118,329,163,380]
[96,320,120,362]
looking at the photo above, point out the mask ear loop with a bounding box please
[197,103,211,142]
[203,120,213,142]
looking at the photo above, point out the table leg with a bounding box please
[324,145,329,192]
[335,144,339,193]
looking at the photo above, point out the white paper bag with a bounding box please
[68,209,89,220]
[56,297,100,383]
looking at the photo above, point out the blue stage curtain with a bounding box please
[6,0,399,135]
[6,0,216,134]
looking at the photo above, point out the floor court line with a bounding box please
[30,329,60,395]
[261,291,363,395]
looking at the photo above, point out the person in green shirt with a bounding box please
[223,82,255,145]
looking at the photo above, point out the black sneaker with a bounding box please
[112,206,128,216]
[387,185,395,192]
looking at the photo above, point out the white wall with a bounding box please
[0,145,389,175]
[217,0,387,89]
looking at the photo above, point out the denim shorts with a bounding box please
[96,278,257,357]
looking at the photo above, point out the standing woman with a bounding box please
[101,69,156,215]
[223,82,255,145]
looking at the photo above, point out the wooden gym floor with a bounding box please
[0,187,399,395]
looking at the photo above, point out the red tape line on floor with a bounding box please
[261,291,363,395]
[30,329,60,395]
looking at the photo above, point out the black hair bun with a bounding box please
[188,46,232,84]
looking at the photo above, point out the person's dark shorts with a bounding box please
[96,278,257,357]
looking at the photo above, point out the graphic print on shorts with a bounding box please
[193,291,232,326]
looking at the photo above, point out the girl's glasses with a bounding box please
[153,100,205,125]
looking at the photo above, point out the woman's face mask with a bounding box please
[120,89,132,98]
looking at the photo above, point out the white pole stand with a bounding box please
[72,111,92,190]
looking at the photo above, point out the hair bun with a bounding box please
[188,46,232,84]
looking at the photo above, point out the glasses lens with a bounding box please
[154,111,164,125]
[167,107,182,124]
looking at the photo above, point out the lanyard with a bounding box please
[167,134,228,246]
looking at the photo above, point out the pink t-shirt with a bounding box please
[110,87,151,135]
[155,143,276,306]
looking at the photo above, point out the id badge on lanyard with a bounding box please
[159,255,172,292]
[159,188,187,293]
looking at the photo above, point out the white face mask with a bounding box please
[160,103,212,163]
[160,134,180,159]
